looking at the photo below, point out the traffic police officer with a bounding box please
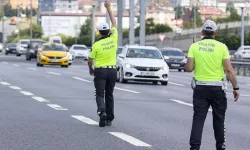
[88,0,118,127]
[185,20,240,150]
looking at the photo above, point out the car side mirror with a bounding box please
[118,54,124,59]
[163,55,169,60]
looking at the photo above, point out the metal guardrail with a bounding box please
[231,59,250,76]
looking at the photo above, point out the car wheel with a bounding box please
[161,81,168,86]
[178,69,182,72]
[153,81,158,85]
[5,52,8,55]
[116,69,120,82]
[119,68,127,83]
[37,63,43,67]
[26,57,31,61]
[16,53,21,57]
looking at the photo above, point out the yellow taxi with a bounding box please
[37,43,70,68]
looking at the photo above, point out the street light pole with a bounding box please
[139,0,146,46]
[129,0,135,45]
[30,0,33,41]
[2,4,4,43]
[91,5,96,45]
[241,7,245,47]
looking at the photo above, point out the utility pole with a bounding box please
[91,5,96,45]
[1,3,4,43]
[241,7,245,47]
[139,0,146,46]
[17,4,20,38]
[117,0,123,46]
[30,0,33,41]
[129,0,135,45]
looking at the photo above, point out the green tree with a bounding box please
[174,6,185,19]
[80,17,92,37]
[226,1,235,12]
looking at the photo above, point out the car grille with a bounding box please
[169,58,183,63]
[134,66,161,71]
[48,56,63,59]
[135,75,160,78]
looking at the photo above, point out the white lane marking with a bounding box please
[9,86,21,90]
[27,67,37,70]
[115,87,141,94]
[47,104,68,110]
[170,99,212,112]
[32,96,50,103]
[226,92,250,97]
[20,91,34,96]
[0,82,10,85]
[2,61,8,64]
[71,115,98,125]
[168,82,185,87]
[47,71,61,75]
[73,77,92,83]
[13,64,20,67]
[109,132,152,147]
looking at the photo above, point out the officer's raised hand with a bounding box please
[104,0,111,8]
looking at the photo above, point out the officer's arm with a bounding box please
[185,58,194,72]
[105,0,116,28]
[185,45,195,72]
[223,59,238,88]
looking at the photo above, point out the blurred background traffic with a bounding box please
[0,0,250,76]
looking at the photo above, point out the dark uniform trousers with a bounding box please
[94,68,117,121]
[190,85,227,150]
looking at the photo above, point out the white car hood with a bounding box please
[126,58,166,67]
[73,50,89,54]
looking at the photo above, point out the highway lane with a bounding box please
[0,54,250,150]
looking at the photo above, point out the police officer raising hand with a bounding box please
[88,0,118,128]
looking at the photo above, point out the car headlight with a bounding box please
[40,53,47,58]
[181,58,187,63]
[125,63,135,68]
[30,49,35,53]
[63,53,70,59]
[161,66,169,70]
[6,48,9,51]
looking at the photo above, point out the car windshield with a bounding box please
[162,50,184,56]
[244,47,250,50]
[43,45,65,51]
[73,46,87,50]
[117,48,123,54]
[21,41,29,44]
[7,43,16,47]
[126,48,162,59]
[53,40,61,44]
[31,41,45,48]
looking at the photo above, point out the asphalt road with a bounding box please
[0,53,250,150]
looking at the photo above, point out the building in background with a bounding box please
[38,0,55,12]
[55,0,78,12]
[10,0,38,9]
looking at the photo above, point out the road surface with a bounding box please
[0,53,249,150]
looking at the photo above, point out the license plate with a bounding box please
[51,59,59,62]
[141,72,155,76]
[171,64,180,67]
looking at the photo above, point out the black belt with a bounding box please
[95,66,116,69]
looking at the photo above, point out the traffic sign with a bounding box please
[159,34,165,41]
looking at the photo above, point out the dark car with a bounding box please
[5,43,17,55]
[26,39,46,60]
[161,47,187,72]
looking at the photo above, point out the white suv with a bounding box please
[116,45,169,85]
[234,45,250,59]
[16,39,30,56]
